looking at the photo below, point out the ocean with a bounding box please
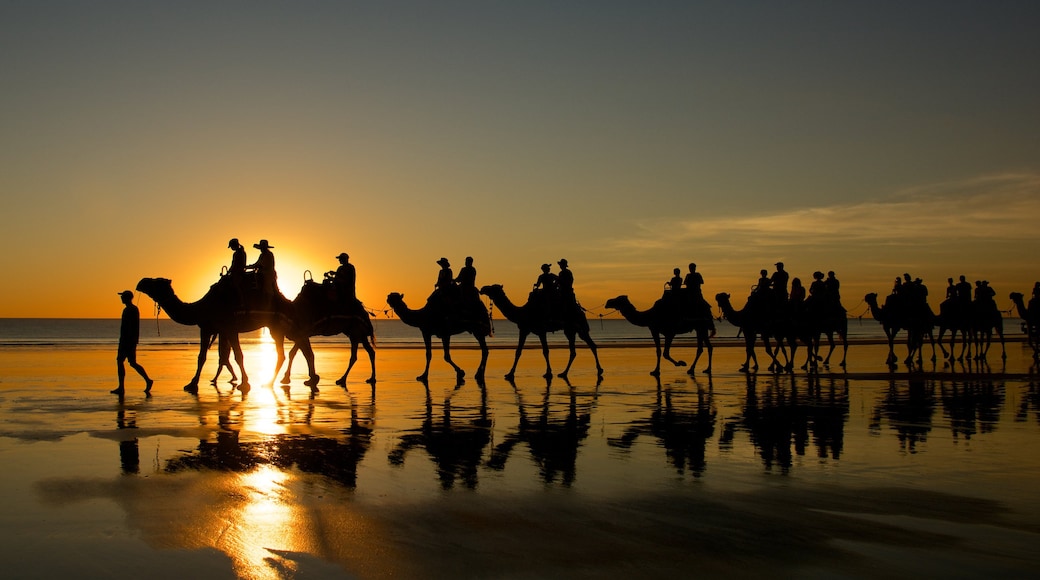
[0,315,970,348]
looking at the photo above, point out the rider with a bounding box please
[248,239,278,309]
[332,252,356,304]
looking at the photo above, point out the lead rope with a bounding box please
[153,299,162,337]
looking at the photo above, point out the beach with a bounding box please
[1,334,1039,579]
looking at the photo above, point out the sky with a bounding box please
[2,1,1038,318]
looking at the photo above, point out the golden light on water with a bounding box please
[220,465,306,580]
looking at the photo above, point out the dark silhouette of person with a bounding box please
[111,290,152,395]
[956,275,973,304]
[771,262,789,300]
[557,259,574,298]
[435,257,454,292]
[455,256,476,289]
[684,263,704,299]
[946,278,957,300]
[789,277,806,305]
[668,268,683,293]
[755,269,771,295]
[826,271,840,302]
[227,238,247,307]
[329,252,357,306]
[808,271,827,299]
[249,239,278,307]
[534,263,557,293]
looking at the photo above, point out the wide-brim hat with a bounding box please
[437,258,450,267]
[254,239,274,249]
[336,252,349,260]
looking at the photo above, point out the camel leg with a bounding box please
[475,335,488,383]
[188,329,212,391]
[230,335,248,387]
[441,335,466,384]
[297,339,319,388]
[539,333,552,379]
[558,331,578,379]
[651,332,663,377]
[418,333,433,382]
[582,330,604,377]
[281,344,299,384]
[505,332,528,381]
[337,341,359,386]
[662,333,687,368]
[363,339,377,384]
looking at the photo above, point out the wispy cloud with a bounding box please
[610,173,1040,253]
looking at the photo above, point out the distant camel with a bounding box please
[864,292,935,368]
[800,297,848,368]
[136,277,317,391]
[715,292,800,373]
[280,279,377,386]
[604,294,713,376]
[481,284,604,381]
[1010,292,1040,360]
[386,292,490,383]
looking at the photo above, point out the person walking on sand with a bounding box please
[112,290,153,395]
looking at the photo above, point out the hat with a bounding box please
[254,239,274,249]
[541,263,551,270]
[775,262,784,267]
[437,257,450,267]
[558,258,568,267]
[118,290,134,299]
[228,238,239,248]
[336,252,349,260]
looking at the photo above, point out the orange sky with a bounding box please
[1,3,1038,318]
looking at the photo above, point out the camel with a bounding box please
[800,297,849,368]
[481,284,604,380]
[715,292,802,373]
[604,294,713,376]
[386,291,490,383]
[1010,292,1040,360]
[864,292,935,368]
[280,280,377,386]
[970,296,1007,361]
[136,277,318,391]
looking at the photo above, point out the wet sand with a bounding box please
[1,341,1039,579]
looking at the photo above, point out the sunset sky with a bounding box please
[2,1,1038,318]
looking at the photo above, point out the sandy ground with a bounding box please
[1,340,1039,579]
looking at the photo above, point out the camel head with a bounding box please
[478,284,504,297]
[714,292,730,304]
[386,292,404,306]
[604,296,630,311]
[864,292,879,304]
[1010,292,1024,303]
[136,277,173,300]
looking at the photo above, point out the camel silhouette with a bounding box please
[799,295,849,369]
[864,292,936,369]
[480,284,603,381]
[280,279,376,386]
[1010,292,1040,360]
[604,294,713,376]
[386,291,490,383]
[136,277,317,391]
[715,292,801,373]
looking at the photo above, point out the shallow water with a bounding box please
[1,341,1038,579]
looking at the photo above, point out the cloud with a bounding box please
[610,173,1040,253]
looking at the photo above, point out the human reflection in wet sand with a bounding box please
[870,378,936,453]
[388,382,493,489]
[609,376,717,477]
[116,401,140,474]
[939,380,1004,440]
[487,376,597,486]
[720,373,849,472]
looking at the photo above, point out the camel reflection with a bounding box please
[488,377,597,486]
[608,377,716,478]
[870,379,936,453]
[721,374,849,472]
[938,380,1004,440]
[1017,381,1040,425]
[388,383,493,489]
[166,388,373,488]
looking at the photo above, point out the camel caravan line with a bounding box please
[135,254,1039,392]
